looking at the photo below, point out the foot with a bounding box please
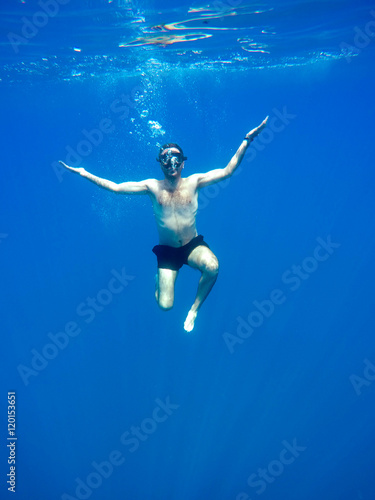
[184,309,198,333]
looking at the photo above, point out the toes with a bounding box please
[184,311,197,332]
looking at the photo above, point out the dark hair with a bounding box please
[157,143,187,162]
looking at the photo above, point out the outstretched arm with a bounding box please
[59,161,152,194]
[195,116,268,189]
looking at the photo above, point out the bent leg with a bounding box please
[155,268,179,311]
[184,246,219,332]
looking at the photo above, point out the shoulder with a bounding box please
[184,173,202,187]
[140,178,158,188]
[184,173,210,190]
[143,178,162,194]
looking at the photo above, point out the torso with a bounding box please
[148,176,199,247]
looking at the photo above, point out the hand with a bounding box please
[59,161,86,176]
[245,116,269,141]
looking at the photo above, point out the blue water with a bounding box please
[1,1,375,499]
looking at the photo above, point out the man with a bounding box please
[60,116,268,332]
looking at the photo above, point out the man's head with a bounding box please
[156,143,187,178]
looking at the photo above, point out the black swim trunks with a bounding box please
[152,235,209,271]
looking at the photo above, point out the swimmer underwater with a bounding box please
[60,116,268,332]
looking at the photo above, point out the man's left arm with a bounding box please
[196,116,268,189]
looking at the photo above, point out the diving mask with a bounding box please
[159,149,184,169]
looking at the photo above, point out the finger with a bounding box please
[60,161,75,171]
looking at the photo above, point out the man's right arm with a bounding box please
[59,161,154,195]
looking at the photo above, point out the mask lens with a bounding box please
[160,151,182,167]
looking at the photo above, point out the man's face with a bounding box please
[159,148,185,178]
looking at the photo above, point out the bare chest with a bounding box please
[157,188,195,208]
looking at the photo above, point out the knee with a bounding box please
[157,295,174,311]
[203,257,219,277]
